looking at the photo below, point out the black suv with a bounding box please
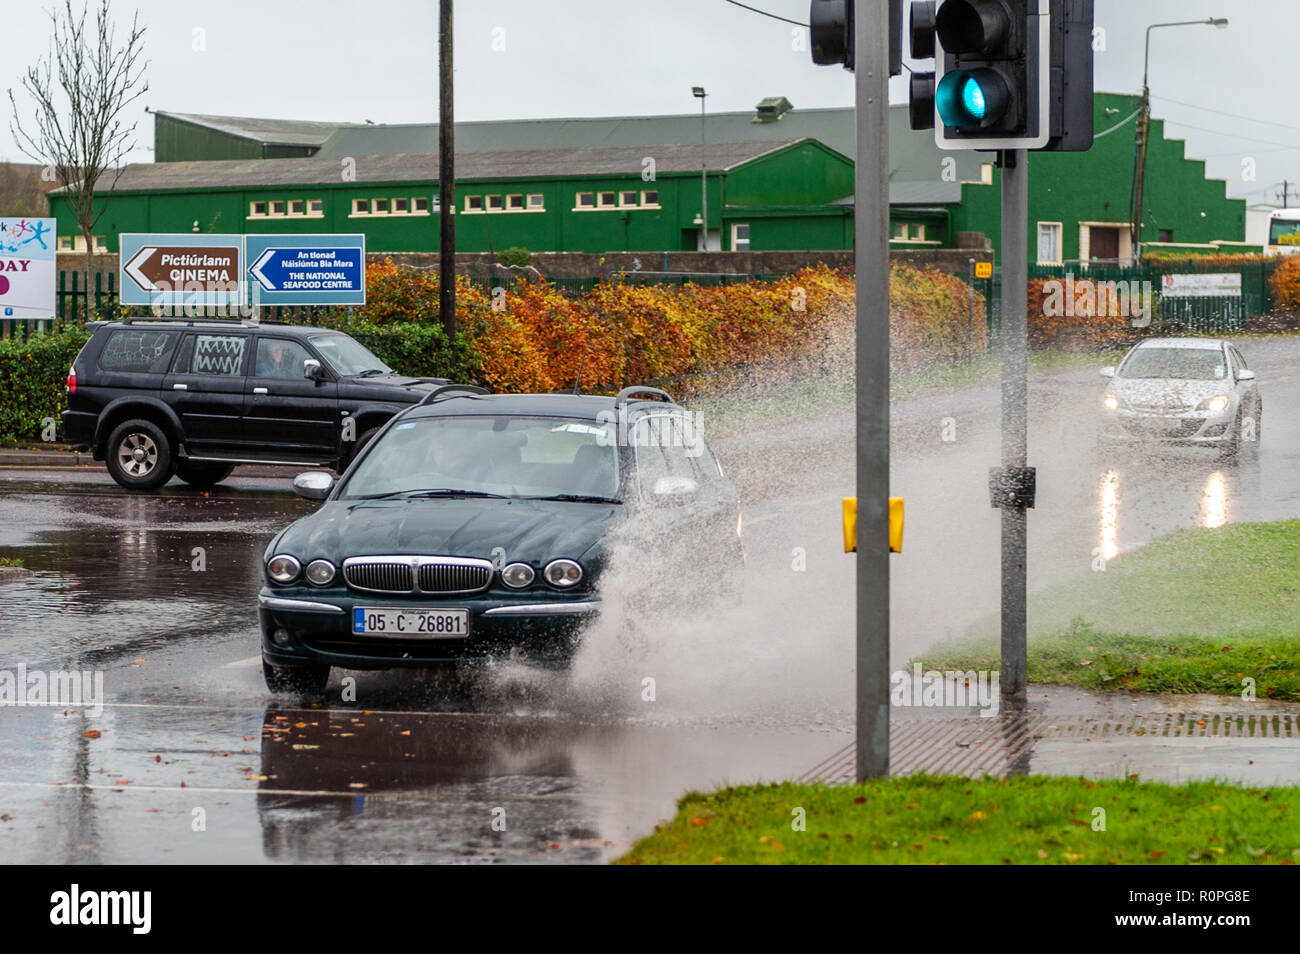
[62,319,448,491]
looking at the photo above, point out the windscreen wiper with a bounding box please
[352,488,507,500]
[355,369,388,377]
[528,494,621,503]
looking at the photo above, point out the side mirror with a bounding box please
[293,471,335,501]
[1099,366,1116,378]
[303,358,323,380]
[652,475,698,504]
[1237,369,1256,381]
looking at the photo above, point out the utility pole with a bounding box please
[438,0,456,349]
[998,150,1029,709]
[692,86,708,250]
[854,0,891,781]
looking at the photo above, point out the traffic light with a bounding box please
[908,0,1093,152]
[809,0,903,76]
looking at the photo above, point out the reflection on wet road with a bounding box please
[1,337,1298,862]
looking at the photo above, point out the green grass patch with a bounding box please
[0,556,24,568]
[616,776,1300,865]
[923,520,1300,699]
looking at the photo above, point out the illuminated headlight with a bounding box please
[543,559,583,588]
[304,559,336,586]
[1198,395,1230,413]
[267,554,302,584]
[1103,394,1119,411]
[501,562,535,588]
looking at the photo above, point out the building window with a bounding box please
[1158,228,1173,243]
[1037,221,1063,265]
[620,190,639,207]
[415,196,431,213]
[507,194,524,211]
[269,200,285,216]
[527,193,545,211]
[576,192,595,209]
[891,222,908,240]
[308,199,323,215]
[465,195,483,212]
[642,190,659,207]
[731,223,751,251]
[372,198,389,214]
[249,201,267,217]
[352,199,369,215]
[393,197,410,214]
[891,222,929,242]
[597,191,617,209]
[486,195,504,212]
[287,200,304,216]
[57,235,74,251]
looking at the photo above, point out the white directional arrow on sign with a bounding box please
[123,246,159,291]
[250,248,278,291]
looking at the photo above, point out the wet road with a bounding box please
[1,335,1298,862]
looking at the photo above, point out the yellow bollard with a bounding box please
[842,497,903,553]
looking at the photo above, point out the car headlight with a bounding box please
[304,559,336,586]
[501,562,535,588]
[1197,395,1230,413]
[543,559,583,587]
[1103,394,1119,411]
[267,554,302,584]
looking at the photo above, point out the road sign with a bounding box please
[120,234,243,307]
[975,261,993,279]
[0,217,56,320]
[244,234,366,305]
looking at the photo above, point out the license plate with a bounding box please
[352,607,470,638]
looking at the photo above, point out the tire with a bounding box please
[339,425,381,472]
[1221,410,1243,461]
[262,657,331,695]
[105,418,175,491]
[175,460,236,488]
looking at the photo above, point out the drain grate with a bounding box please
[800,711,1300,783]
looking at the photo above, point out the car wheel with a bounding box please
[105,419,175,491]
[340,425,382,472]
[175,461,236,487]
[1221,410,1243,461]
[262,657,331,695]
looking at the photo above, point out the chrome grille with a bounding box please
[344,560,414,594]
[343,556,493,595]
[418,561,492,594]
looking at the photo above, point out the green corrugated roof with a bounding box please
[52,140,814,194]
[152,110,357,147]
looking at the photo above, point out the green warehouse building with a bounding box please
[49,93,1246,264]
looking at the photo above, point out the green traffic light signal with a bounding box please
[935,68,1011,128]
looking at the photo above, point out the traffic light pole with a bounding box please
[855,0,891,781]
[998,148,1029,710]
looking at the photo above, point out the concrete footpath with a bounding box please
[0,446,311,479]
[802,686,1300,787]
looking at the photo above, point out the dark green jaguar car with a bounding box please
[258,385,743,693]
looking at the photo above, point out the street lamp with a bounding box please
[693,86,708,251]
[1130,17,1228,262]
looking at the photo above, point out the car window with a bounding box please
[254,338,314,379]
[344,416,620,500]
[98,330,178,373]
[186,334,248,377]
[1231,347,1248,371]
[1119,348,1225,381]
[633,414,702,494]
[309,334,392,377]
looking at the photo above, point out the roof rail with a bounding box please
[118,317,293,328]
[415,383,491,407]
[614,385,675,409]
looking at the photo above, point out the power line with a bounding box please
[722,0,808,28]
[1152,94,1300,136]
[1159,118,1300,152]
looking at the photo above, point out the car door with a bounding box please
[162,330,253,454]
[242,335,339,460]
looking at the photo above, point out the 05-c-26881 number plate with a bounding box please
[352,607,470,638]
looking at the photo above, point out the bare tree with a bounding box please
[8,0,147,321]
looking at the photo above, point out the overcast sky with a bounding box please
[2,0,1293,203]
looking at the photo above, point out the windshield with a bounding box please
[1119,347,1226,381]
[309,334,392,377]
[343,416,620,500]
[1270,217,1300,247]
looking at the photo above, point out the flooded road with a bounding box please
[1,336,1298,862]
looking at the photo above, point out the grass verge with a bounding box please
[615,776,1300,864]
[922,520,1300,700]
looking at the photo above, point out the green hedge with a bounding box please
[325,319,484,382]
[0,329,91,443]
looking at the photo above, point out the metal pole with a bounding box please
[1000,150,1029,710]
[968,257,976,363]
[700,94,708,251]
[855,0,891,781]
[438,0,456,349]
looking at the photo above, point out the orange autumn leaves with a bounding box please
[356,259,988,392]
